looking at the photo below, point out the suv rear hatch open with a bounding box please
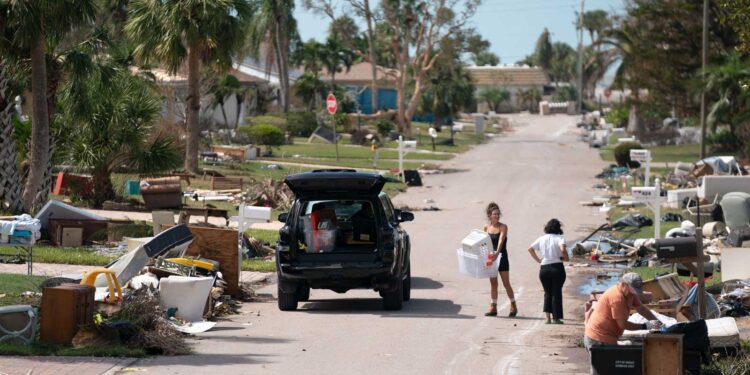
[284,170,389,198]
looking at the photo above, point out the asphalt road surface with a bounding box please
[123,114,607,375]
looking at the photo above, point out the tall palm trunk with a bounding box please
[22,35,51,212]
[184,46,201,172]
[0,58,24,213]
[363,0,378,112]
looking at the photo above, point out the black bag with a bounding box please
[664,319,711,364]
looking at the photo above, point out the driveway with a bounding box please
[111,114,607,375]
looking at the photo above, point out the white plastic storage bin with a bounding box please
[462,229,493,255]
[457,249,500,278]
[301,216,336,252]
[457,230,499,278]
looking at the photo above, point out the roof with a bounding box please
[129,66,267,85]
[467,65,549,86]
[319,62,399,87]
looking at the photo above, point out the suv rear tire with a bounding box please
[297,284,310,302]
[278,283,299,311]
[402,262,411,302]
[382,277,403,310]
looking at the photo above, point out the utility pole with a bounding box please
[576,0,585,114]
[699,0,709,159]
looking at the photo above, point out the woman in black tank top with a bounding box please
[483,202,517,317]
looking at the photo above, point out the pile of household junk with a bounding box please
[60,224,224,333]
[577,156,750,355]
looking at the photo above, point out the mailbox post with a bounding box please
[632,178,665,239]
[398,136,417,183]
[630,149,652,187]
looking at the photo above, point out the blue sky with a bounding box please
[294,0,625,65]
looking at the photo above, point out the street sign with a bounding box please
[326,93,337,115]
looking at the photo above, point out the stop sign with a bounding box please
[603,88,612,99]
[326,93,337,115]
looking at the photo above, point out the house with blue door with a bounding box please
[319,62,399,114]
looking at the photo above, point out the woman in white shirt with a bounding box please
[527,219,569,324]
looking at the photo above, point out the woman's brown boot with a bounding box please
[484,303,497,316]
[508,302,518,317]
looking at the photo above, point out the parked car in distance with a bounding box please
[275,170,413,311]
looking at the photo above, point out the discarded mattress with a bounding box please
[158,276,214,322]
[34,200,104,229]
[95,245,149,288]
[143,224,193,258]
[705,317,740,349]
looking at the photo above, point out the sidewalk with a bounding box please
[0,356,136,375]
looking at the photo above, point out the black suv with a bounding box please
[276,170,413,311]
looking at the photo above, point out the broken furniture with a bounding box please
[180,206,230,225]
[643,334,683,375]
[158,276,215,322]
[210,176,243,191]
[210,145,257,161]
[49,219,108,247]
[40,284,95,345]
[140,176,183,210]
[140,173,192,186]
[81,268,122,304]
[699,175,750,200]
[232,204,271,256]
[0,305,37,345]
[640,273,689,320]
[175,225,241,296]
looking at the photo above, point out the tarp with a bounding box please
[697,156,744,175]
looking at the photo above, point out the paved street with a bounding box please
[0,114,608,375]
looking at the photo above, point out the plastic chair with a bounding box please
[80,268,123,304]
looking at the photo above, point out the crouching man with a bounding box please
[583,273,662,371]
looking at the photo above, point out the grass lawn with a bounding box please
[33,246,116,266]
[0,273,46,308]
[241,258,275,272]
[606,205,685,239]
[599,143,722,164]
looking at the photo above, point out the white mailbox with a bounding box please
[402,140,417,149]
[618,137,637,144]
[632,186,657,199]
[428,127,438,138]
[630,149,651,162]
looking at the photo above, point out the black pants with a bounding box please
[539,262,566,320]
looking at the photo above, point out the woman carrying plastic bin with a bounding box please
[483,202,518,317]
[527,219,569,324]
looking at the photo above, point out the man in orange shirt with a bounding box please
[584,273,662,367]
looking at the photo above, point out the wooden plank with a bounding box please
[643,334,682,375]
[181,226,240,296]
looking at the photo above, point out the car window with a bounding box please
[380,195,395,223]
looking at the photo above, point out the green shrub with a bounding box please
[333,113,349,131]
[286,112,319,137]
[249,114,286,128]
[614,141,643,168]
[606,105,629,128]
[376,119,394,136]
[238,124,285,154]
[707,128,742,153]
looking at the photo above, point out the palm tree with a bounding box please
[293,73,327,110]
[477,88,510,113]
[126,0,254,173]
[59,69,182,207]
[597,23,644,135]
[292,40,326,77]
[582,10,610,45]
[2,0,97,211]
[704,53,750,157]
[206,73,243,130]
[322,37,355,89]
[245,0,298,114]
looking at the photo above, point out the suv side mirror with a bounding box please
[398,211,414,222]
[279,226,290,242]
[278,212,288,223]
